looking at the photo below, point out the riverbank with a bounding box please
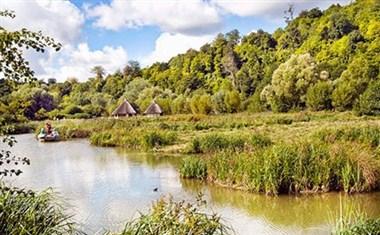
[13,111,380,194]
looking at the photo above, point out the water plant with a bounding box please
[0,186,80,235]
[118,195,231,235]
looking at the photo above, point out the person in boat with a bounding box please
[39,122,52,136]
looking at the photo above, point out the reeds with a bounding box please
[118,195,231,235]
[180,140,380,195]
[0,186,80,235]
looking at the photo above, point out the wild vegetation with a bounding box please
[0,186,80,235]
[117,195,231,235]
[1,0,379,123]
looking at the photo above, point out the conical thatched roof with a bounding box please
[112,99,136,116]
[144,101,163,115]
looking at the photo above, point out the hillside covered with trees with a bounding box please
[1,0,379,122]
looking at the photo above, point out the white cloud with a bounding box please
[39,43,128,82]
[86,0,222,35]
[1,0,84,44]
[142,33,214,66]
[211,0,352,18]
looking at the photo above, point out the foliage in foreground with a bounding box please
[118,195,231,235]
[332,200,380,235]
[0,185,80,235]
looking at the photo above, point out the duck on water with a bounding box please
[37,122,60,142]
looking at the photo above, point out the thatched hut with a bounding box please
[143,101,163,116]
[112,99,137,117]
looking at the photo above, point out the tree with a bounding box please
[0,10,60,176]
[261,54,318,112]
[91,66,105,80]
[306,81,333,111]
[332,56,371,111]
[354,80,380,116]
[123,60,141,80]
[0,10,61,81]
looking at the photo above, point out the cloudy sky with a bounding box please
[1,0,351,81]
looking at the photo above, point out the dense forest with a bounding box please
[1,0,379,122]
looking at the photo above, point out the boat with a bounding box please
[37,129,60,142]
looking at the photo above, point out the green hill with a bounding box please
[1,0,379,121]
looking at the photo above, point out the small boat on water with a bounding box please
[37,130,60,142]
[37,122,60,142]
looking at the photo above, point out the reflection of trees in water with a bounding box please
[113,148,183,169]
[181,178,380,228]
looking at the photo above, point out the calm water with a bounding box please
[3,134,380,234]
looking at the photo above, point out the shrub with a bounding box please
[119,196,230,235]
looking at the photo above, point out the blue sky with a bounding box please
[2,0,350,81]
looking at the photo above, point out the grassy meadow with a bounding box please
[27,111,380,195]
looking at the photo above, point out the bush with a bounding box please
[354,80,380,116]
[119,196,230,235]
[0,186,79,235]
[306,81,333,111]
[180,157,208,179]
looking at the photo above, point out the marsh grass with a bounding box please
[118,195,231,235]
[331,195,380,235]
[0,185,81,235]
[179,156,207,179]
[181,140,380,195]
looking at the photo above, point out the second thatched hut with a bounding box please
[143,101,163,117]
[112,99,137,117]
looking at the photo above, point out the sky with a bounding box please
[1,0,351,82]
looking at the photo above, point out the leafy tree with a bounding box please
[0,10,60,177]
[332,56,371,110]
[0,10,61,81]
[262,54,318,112]
[123,60,141,80]
[306,81,333,111]
[91,66,105,80]
[354,80,380,116]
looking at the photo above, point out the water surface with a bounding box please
[4,134,380,234]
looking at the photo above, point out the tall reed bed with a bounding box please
[0,186,80,235]
[180,140,380,195]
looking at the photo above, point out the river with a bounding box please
[3,134,380,234]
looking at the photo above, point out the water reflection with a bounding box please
[3,134,380,235]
